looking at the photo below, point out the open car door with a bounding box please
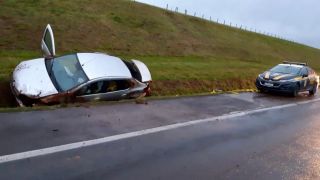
[41,24,56,59]
[131,59,152,82]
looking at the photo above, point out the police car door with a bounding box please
[301,67,310,90]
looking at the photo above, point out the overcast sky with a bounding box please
[136,0,320,49]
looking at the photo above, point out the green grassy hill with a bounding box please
[1,0,320,107]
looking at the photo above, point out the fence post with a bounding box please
[161,8,289,42]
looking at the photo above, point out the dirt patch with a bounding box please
[0,81,17,107]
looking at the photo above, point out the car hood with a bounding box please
[261,71,298,81]
[12,58,58,98]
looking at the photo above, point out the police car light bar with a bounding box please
[283,61,307,66]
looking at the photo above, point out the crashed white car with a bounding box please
[10,24,152,106]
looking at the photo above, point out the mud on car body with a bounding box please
[10,24,152,107]
[256,61,319,96]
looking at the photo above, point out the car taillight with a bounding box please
[144,81,152,96]
[129,79,137,87]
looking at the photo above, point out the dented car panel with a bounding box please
[11,58,58,98]
[10,24,152,106]
[11,54,152,106]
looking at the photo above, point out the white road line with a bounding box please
[0,98,320,164]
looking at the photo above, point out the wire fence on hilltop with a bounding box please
[165,4,298,43]
[132,1,298,44]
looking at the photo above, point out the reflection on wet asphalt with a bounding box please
[0,92,320,179]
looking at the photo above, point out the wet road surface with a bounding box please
[0,92,320,179]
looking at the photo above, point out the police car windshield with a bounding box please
[270,64,302,75]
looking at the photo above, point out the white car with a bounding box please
[10,24,152,106]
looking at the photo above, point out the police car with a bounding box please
[256,61,319,96]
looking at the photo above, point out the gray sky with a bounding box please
[136,0,320,49]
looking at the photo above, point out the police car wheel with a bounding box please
[292,85,299,97]
[309,84,318,96]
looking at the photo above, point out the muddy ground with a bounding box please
[0,81,17,107]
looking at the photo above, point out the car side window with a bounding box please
[307,68,314,75]
[75,80,131,96]
[75,81,104,96]
[301,68,308,76]
[103,80,131,93]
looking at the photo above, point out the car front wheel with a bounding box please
[292,84,300,97]
[309,84,318,96]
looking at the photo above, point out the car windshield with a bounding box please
[49,54,88,92]
[270,64,302,75]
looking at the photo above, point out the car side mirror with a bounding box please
[302,74,308,78]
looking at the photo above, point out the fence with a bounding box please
[129,1,299,43]
[160,3,297,44]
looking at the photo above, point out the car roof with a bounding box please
[77,53,132,80]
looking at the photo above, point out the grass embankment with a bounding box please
[1,0,320,107]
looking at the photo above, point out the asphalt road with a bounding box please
[0,92,320,179]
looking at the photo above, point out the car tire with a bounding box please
[292,84,299,97]
[309,84,318,96]
[257,88,264,93]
